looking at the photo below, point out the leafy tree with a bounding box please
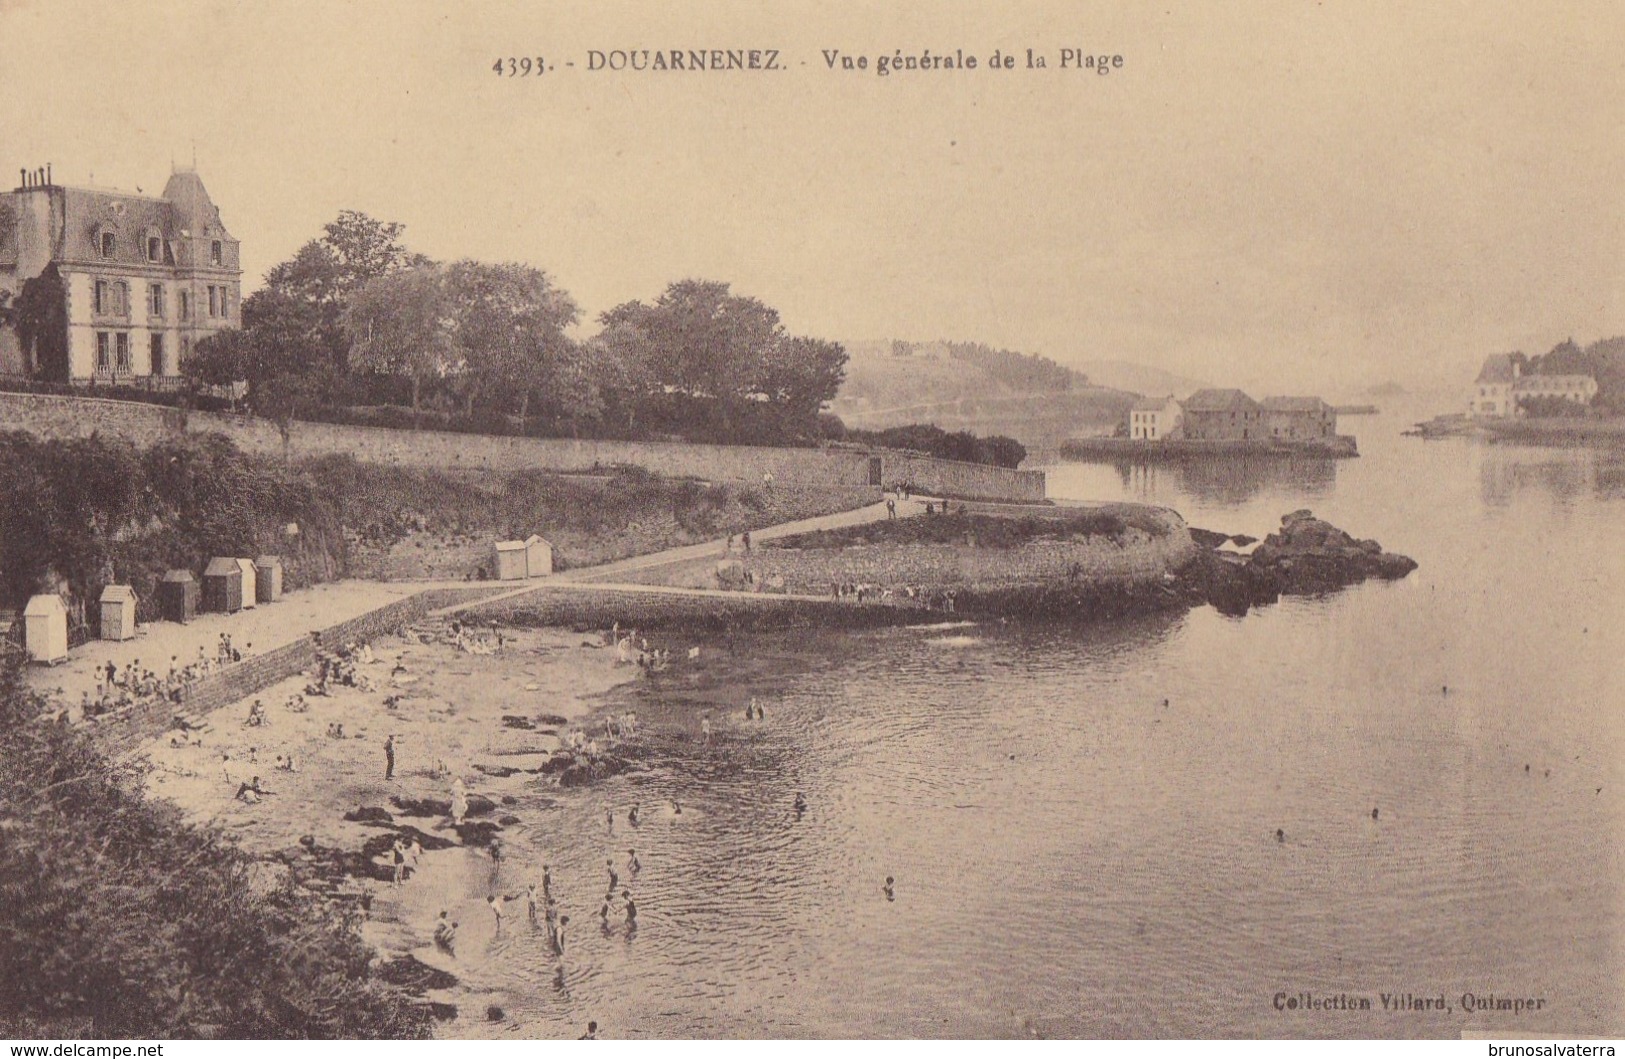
[755,335,848,427]
[184,330,253,391]
[597,280,844,441]
[442,260,579,420]
[600,280,782,435]
[343,265,457,426]
[14,265,69,381]
[256,211,427,372]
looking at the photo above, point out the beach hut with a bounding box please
[202,558,243,614]
[23,594,68,664]
[98,585,138,641]
[492,540,528,581]
[158,569,198,623]
[524,535,554,578]
[235,558,258,609]
[254,556,283,603]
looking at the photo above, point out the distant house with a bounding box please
[1128,395,1183,440]
[1181,388,1265,440]
[1468,354,1597,417]
[1261,396,1337,440]
[1513,373,1597,410]
[1468,354,1519,417]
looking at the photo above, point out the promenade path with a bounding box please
[43,496,935,730]
[406,496,932,619]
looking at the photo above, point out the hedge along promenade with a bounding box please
[0,391,1045,503]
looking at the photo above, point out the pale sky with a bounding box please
[3,0,1621,394]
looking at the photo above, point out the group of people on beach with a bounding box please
[305,640,377,697]
[80,634,253,723]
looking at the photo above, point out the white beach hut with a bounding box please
[23,594,68,664]
[235,558,258,609]
[492,540,528,581]
[524,535,554,578]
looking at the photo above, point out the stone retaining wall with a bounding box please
[0,391,1044,502]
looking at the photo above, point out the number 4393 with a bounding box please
[494,57,546,75]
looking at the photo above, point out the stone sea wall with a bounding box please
[738,506,1197,595]
[102,585,504,756]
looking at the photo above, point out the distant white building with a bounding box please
[1468,354,1597,418]
[1128,395,1183,440]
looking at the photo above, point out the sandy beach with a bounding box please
[132,615,647,1014]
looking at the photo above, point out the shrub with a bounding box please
[0,647,433,1038]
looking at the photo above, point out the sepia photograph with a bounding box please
[0,0,1621,1048]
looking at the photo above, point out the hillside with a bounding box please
[830,339,1138,448]
[1070,359,1211,400]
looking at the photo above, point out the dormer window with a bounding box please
[100,231,116,258]
[211,240,222,266]
[147,234,161,262]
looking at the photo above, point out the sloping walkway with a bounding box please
[558,497,928,583]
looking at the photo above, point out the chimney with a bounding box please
[18,168,25,188]
[46,163,51,185]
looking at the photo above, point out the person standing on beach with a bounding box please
[384,734,396,780]
[450,778,468,826]
[542,864,553,900]
[554,914,569,956]
[626,849,640,875]
[741,530,751,554]
[605,859,619,895]
[622,890,637,930]
[628,804,640,827]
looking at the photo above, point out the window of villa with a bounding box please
[180,290,191,321]
[94,280,107,314]
[147,235,161,262]
[208,285,219,317]
[150,333,165,375]
[115,332,130,370]
[211,240,223,266]
[100,231,115,258]
[149,283,164,317]
[96,332,110,371]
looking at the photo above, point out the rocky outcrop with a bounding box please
[1179,509,1417,615]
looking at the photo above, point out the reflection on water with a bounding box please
[1110,455,1339,507]
[455,411,1623,1039]
[1479,445,1625,507]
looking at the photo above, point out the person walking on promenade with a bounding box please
[384,734,396,780]
[886,497,897,520]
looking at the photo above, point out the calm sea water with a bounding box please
[445,407,1625,1039]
